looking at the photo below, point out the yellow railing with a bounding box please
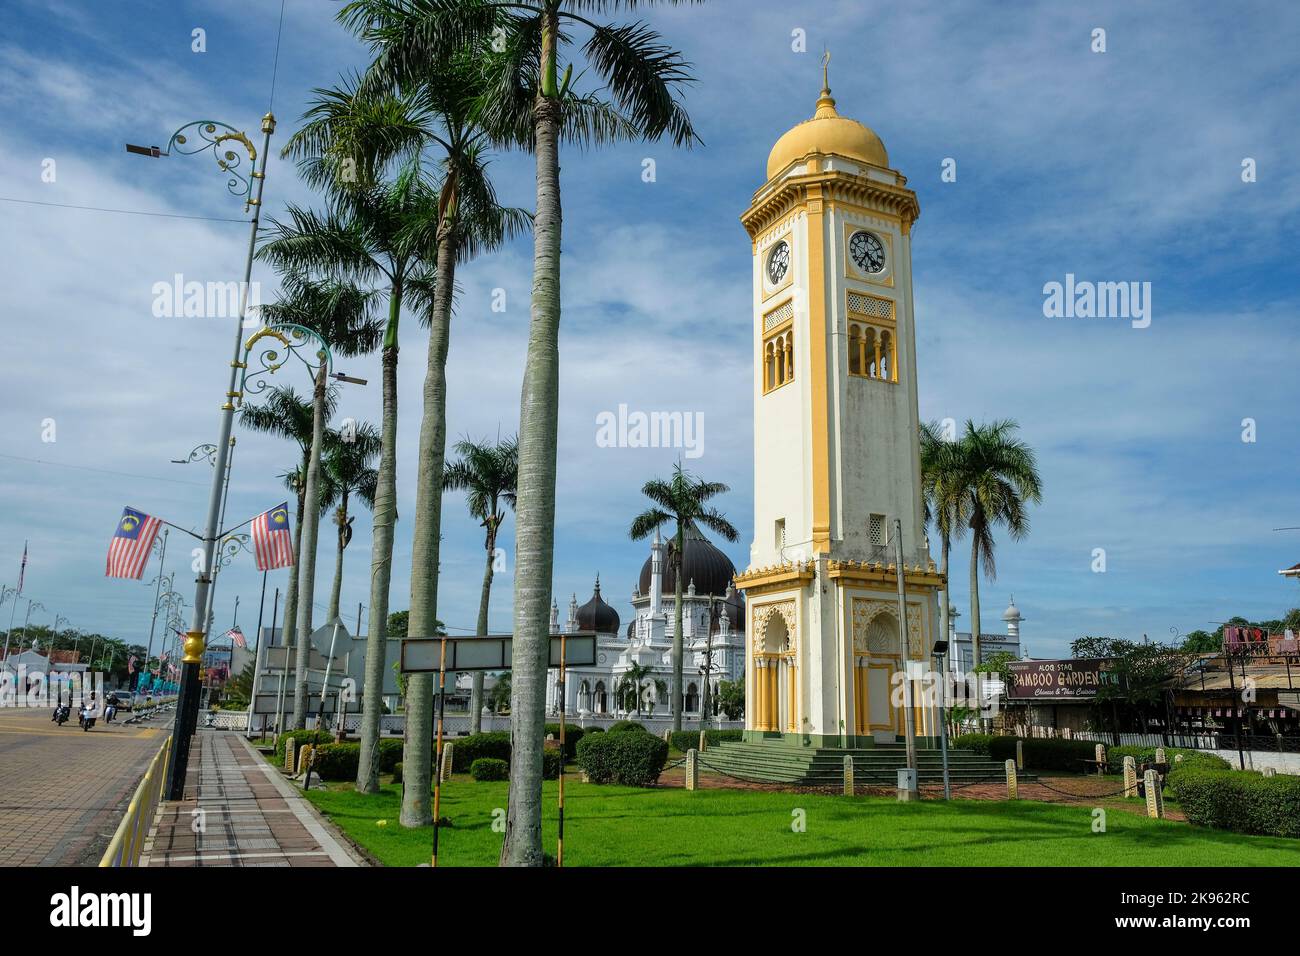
[99,734,172,867]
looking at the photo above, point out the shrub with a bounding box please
[1169,767,1300,838]
[311,743,360,781]
[669,729,744,753]
[951,733,995,755]
[543,749,564,780]
[576,729,669,786]
[471,758,510,782]
[1106,746,1230,775]
[584,727,605,735]
[276,729,331,761]
[607,720,647,735]
[452,732,512,772]
[392,761,403,784]
[544,723,585,759]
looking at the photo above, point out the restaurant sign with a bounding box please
[1007,658,1123,700]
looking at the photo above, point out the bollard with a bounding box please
[1174,753,1184,765]
[440,742,455,783]
[1263,767,1276,777]
[1095,743,1107,775]
[284,738,296,773]
[1143,769,1163,818]
[843,755,854,796]
[1155,747,1166,765]
[1122,756,1138,798]
[699,730,708,752]
[1016,739,1024,771]
[1005,759,1018,800]
[297,744,314,777]
[663,729,672,743]
[686,748,699,791]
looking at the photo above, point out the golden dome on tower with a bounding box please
[766,60,889,180]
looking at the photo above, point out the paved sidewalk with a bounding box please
[140,731,362,867]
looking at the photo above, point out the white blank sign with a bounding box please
[400,633,597,673]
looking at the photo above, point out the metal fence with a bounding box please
[99,733,171,867]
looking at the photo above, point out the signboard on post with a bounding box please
[400,633,598,673]
[1006,658,1123,700]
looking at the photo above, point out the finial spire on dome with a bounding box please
[816,49,838,118]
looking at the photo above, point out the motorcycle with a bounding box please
[105,704,117,723]
[52,704,70,726]
[79,707,97,731]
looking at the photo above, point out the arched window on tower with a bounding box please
[762,327,794,394]
[846,292,899,384]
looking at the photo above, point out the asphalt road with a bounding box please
[0,705,174,865]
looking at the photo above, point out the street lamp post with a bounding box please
[18,600,46,654]
[128,112,276,801]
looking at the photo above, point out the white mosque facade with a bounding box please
[545,525,746,722]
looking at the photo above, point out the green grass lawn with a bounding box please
[302,775,1300,867]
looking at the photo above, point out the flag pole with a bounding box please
[247,571,269,739]
[142,530,169,694]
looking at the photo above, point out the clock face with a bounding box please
[766,241,790,285]
[849,230,886,274]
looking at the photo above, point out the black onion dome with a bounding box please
[575,576,620,635]
[638,524,739,608]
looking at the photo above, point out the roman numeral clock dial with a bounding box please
[766,240,790,285]
[849,230,885,274]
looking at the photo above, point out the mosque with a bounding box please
[545,525,746,720]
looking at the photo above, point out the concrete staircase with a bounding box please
[697,741,1030,786]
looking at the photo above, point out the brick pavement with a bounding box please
[140,730,362,867]
[0,705,172,865]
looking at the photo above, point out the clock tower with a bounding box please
[733,67,944,747]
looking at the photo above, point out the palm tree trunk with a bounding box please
[292,367,328,729]
[280,458,307,734]
[356,301,401,794]
[400,231,458,828]
[969,528,985,730]
[471,526,497,734]
[671,525,685,732]
[327,496,348,624]
[501,63,562,868]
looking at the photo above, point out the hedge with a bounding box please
[575,729,669,786]
[952,734,1098,772]
[607,720,647,735]
[471,758,510,782]
[276,729,331,761]
[543,723,586,760]
[451,732,512,772]
[669,729,743,752]
[1168,767,1300,838]
[1105,746,1230,775]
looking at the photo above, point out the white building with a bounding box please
[546,525,746,721]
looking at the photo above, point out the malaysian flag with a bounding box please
[251,502,294,571]
[225,626,246,649]
[17,541,27,594]
[106,508,162,579]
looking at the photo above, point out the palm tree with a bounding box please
[240,385,337,699]
[614,661,661,717]
[321,422,381,622]
[952,419,1043,669]
[629,464,738,732]
[443,436,519,733]
[920,420,969,669]
[345,0,701,864]
[253,273,383,728]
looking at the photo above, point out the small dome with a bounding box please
[1002,596,1022,622]
[767,82,889,180]
[576,576,620,635]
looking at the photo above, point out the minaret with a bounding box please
[649,527,664,617]
[1002,596,1023,644]
[566,594,578,632]
[549,599,559,635]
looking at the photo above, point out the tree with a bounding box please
[252,274,383,728]
[443,436,519,733]
[920,419,969,657]
[716,679,745,721]
[322,421,381,621]
[1180,629,1220,654]
[629,464,737,731]
[952,420,1042,669]
[1071,636,1183,734]
[344,0,702,866]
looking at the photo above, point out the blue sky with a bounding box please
[1,0,1298,658]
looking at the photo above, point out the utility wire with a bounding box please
[268,0,288,113]
[0,196,249,223]
[0,453,209,488]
